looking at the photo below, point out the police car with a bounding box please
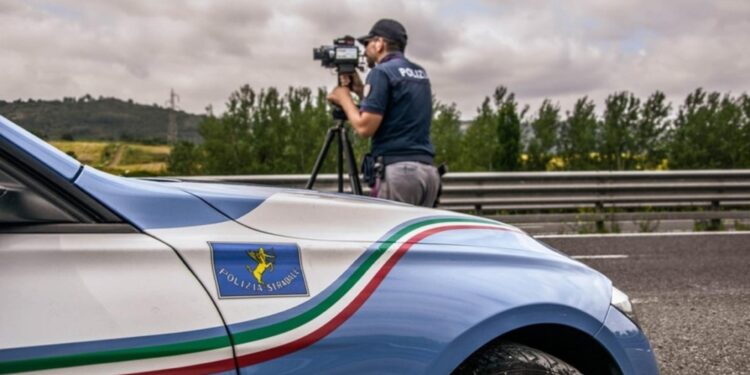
[0,115,658,374]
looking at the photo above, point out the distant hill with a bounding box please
[0,95,204,142]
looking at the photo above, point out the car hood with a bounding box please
[169,181,573,256]
[76,168,480,241]
[170,181,481,242]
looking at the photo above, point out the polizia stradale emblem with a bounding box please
[210,243,308,298]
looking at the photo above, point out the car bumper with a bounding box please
[595,305,660,375]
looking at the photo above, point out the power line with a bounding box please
[166,89,180,144]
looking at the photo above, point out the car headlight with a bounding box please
[611,286,638,324]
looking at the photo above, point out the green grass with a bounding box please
[50,141,169,176]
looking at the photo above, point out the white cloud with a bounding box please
[0,0,748,119]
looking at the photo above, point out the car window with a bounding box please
[0,163,77,224]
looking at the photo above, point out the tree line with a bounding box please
[167,85,750,175]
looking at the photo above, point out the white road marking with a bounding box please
[571,254,629,260]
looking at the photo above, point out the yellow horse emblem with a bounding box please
[246,247,275,284]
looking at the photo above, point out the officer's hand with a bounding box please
[350,72,364,98]
[340,73,364,98]
[327,86,351,106]
[339,74,351,87]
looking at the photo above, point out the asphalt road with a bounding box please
[515,219,747,236]
[537,232,750,375]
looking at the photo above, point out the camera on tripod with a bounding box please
[312,35,364,74]
[307,35,364,195]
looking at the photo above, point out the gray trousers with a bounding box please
[376,161,440,207]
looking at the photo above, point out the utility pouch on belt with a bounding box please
[361,153,376,187]
[374,156,385,181]
[361,154,386,187]
[434,163,448,208]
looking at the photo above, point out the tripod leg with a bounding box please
[306,127,337,190]
[342,128,363,195]
[337,126,344,193]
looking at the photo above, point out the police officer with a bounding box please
[327,19,440,207]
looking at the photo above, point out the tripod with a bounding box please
[305,107,363,195]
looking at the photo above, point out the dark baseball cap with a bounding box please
[357,19,408,47]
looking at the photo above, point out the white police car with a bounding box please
[0,115,657,374]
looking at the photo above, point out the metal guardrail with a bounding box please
[175,170,750,225]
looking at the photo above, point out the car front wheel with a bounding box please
[453,341,583,375]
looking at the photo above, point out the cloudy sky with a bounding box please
[1,0,749,119]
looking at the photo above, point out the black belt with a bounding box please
[381,154,433,166]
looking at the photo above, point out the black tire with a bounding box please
[453,341,583,375]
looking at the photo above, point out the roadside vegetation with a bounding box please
[166,85,750,175]
[9,84,749,177]
[50,141,169,176]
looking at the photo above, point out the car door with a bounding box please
[0,148,236,374]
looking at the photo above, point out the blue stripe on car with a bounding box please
[172,182,278,220]
[74,166,232,229]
